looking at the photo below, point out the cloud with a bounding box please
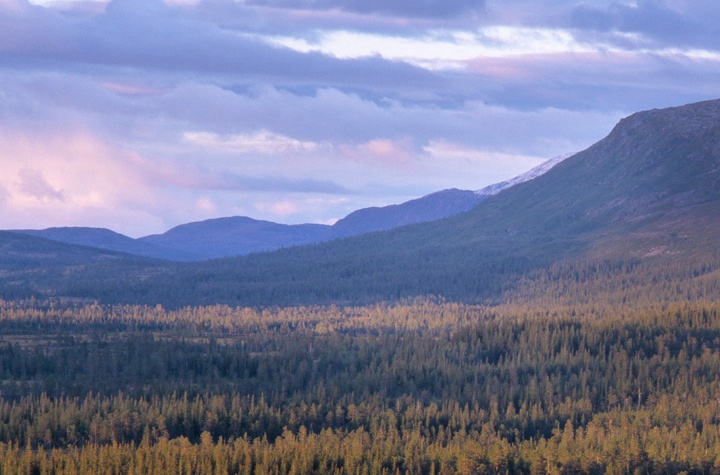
[338,138,417,168]
[254,199,300,217]
[565,1,720,50]
[421,142,549,188]
[570,2,691,42]
[0,0,75,56]
[182,130,320,155]
[0,128,161,235]
[16,168,65,202]
[1,0,441,94]
[244,0,486,19]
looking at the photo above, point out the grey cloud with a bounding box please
[0,0,441,94]
[152,83,416,143]
[571,2,691,37]
[483,1,720,51]
[462,51,720,113]
[0,1,73,54]
[0,71,144,139]
[194,0,475,37]
[568,1,720,49]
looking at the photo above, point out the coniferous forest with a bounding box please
[3,251,720,474]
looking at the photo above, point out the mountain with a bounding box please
[3,98,720,307]
[146,155,568,254]
[137,189,489,259]
[0,230,166,301]
[10,227,189,261]
[6,191,480,262]
[330,188,485,237]
[328,154,578,237]
[6,156,566,261]
[139,217,330,261]
[455,99,720,257]
[475,153,571,197]
[121,98,720,307]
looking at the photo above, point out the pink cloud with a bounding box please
[255,199,300,217]
[339,138,417,168]
[16,168,65,202]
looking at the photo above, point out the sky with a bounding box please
[1,0,719,237]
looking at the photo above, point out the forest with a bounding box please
[3,251,720,475]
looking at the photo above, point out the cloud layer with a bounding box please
[1,0,719,236]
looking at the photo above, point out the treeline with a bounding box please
[4,299,720,472]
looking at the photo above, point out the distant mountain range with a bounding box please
[8,155,566,261]
[4,98,720,307]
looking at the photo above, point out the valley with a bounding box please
[2,99,720,473]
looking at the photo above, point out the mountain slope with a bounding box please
[0,230,167,300]
[6,157,565,261]
[122,98,720,307]
[447,99,720,256]
[6,189,489,261]
[139,189,487,259]
[330,188,485,237]
[3,98,720,307]
[475,153,571,197]
[10,227,189,261]
[139,217,330,260]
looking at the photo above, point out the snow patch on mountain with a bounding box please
[475,153,573,197]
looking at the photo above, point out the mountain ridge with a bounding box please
[3,98,720,307]
[138,97,720,306]
[7,155,567,261]
[11,227,190,261]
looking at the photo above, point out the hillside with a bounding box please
[0,230,169,301]
[330,188,485,237]
[139,217,330,260]
[11,227,189,261]
[53,98,720,307]
[2,99,720,307]
[450,99,720,257]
